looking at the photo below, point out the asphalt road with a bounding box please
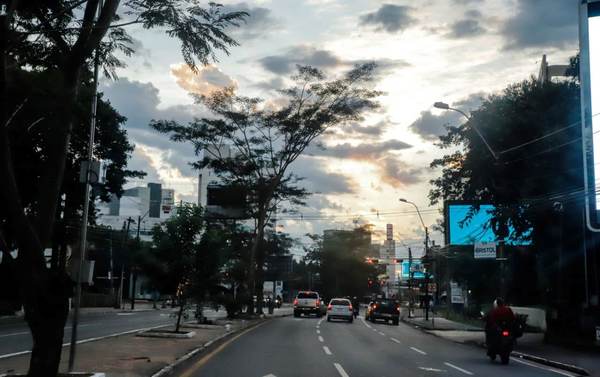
[0,308,225,358]
[180,314,580,377]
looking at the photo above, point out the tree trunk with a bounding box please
[175,298,185,333]
[247,209,266,314]
[23,268,71,377]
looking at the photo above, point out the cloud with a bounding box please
[170,63,237,96]
[257,45,410,76]
[291,156,358,194]
[223,2,282,41]
[259,45,341,74]
[332,118,395,139]
[100,78,205,196]
[408,92,485,141]
[359,4,416,33]
[380,157,424,187]
[447,19,486,39]
[308,139,412,160]
[501,0,578,50]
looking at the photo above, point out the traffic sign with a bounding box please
[474,242,496,259]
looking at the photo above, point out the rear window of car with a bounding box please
[375,300,395,308]
[297,292,318,299]
[330,299,349,306]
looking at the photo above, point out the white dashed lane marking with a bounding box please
[334,363,350,377]
[444,362,473,375]
[410,346,427,355]
[323,346,332,355]
[390,337,401,344]
[318,335,324,342]
[316,329,320,334]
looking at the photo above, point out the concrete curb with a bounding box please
[150,320,265,377]
[402,319,591,376]
[137,330,196,339]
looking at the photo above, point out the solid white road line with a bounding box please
[511,357,575,377]
[318,335,324,342]
[334,363,350,377]
[0,323,170,360]
[410,346,427,355]
[444,362,473,375]
[0,331,29,338]
[323,346,332,355]
[390,337,401,344]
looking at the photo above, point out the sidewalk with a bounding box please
[0,306,291,377]
[403,314,600,376]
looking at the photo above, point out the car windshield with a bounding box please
[297,292,318,299]
[3,2,598,377]
[330,299,349,306]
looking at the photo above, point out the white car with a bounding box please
[326,298,354,323]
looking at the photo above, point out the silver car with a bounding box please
[326,298,354,323]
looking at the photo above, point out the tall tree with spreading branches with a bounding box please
[0,1,247,374]
[152,63,381,313]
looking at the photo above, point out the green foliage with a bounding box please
[430,78,581,241]
[304,226,378,300]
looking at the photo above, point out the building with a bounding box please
[197,145,248,219]
[97,182,177,241]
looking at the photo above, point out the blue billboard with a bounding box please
[446,203,531,246]
[401,261,425,280]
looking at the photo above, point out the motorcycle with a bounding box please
[486,322,517,365]
[275,298,282,308]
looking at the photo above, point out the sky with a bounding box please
[99,0,580,252]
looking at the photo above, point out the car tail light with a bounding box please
[373,304,377,309]
[502,330,510,337]
[348,305,353,312]
[316,299,320,307]
[396,305,401,312]
[293,298,298,306]
[327,304,332,311]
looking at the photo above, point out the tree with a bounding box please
[2,68,145,270]
[429,77,585,312]
[144,203,217,332]
[304,226,377,300]
[0,2,247,374]
[152,64,381,313]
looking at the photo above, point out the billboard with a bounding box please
[401,261,425,280]
[445,202,532,246]
[579,0,600,230]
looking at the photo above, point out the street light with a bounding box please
[433,101,498,160]
[399,198,431,321]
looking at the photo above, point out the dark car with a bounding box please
[365,299,400,325]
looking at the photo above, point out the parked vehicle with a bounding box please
[365,299,400,325]
[293,291,323,317]
[326,298,354,323]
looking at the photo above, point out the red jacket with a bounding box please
[487,306,515,328]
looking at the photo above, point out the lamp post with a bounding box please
[399,198,431,321]
[433,101,498,160]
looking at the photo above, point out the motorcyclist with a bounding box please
[276,295,282,308]
[352,296,360,318]
[485,297,516,355]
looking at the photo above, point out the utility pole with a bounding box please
[408,247,413,318]
[68,1,102,371]
[424,226,430,321]
[131,215,142,310]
